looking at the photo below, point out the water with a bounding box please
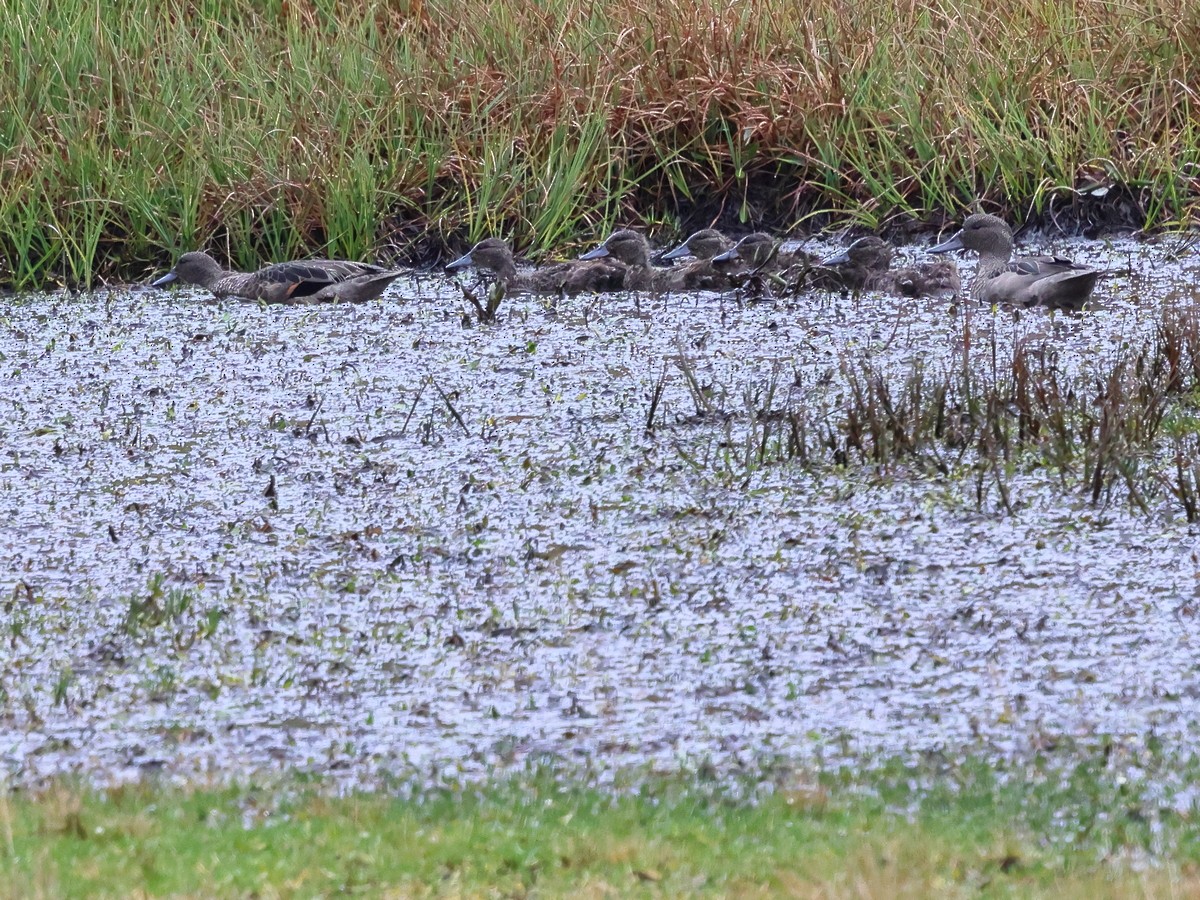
[2,232,1200,788]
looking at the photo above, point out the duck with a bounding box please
[445,237,626,294]
[711,233,781,271]
[578,230,655,290]
[152,251,404,303]
[659,228,739,290]
[928,213,1099,309]
[816,236,892,290]
[579,230,716,291]
[890,257,961,298]
[661,229,733,263]
[704,232,784,299]
[820,236,960,297]
[714,232,820,272]
[711,233,819,295]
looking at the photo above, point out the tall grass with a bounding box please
[1,0,1198,287]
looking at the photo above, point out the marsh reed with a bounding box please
[2,0,1199,287]
[701,304,1200,519]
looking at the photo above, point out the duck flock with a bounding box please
[152,213,1101,311]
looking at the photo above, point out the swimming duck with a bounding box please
[705,232,782,298]
[581,229,731,291]
[928,214,1098,310]
[659,228,740,290]
[889,257,961,298]
[661,229,733,263]
[152,251,404,303]
[714,232,820,272]
[579,230,659,290]
[820,236,960,297]
[817,236,892,290]
[712,233,819,297]
[711,233,780,270]
[445,237,626,294]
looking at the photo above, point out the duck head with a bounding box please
[152,251,225,288]
[661,228,730,262]
[928,213,1013,257]
[712,233,776,268]
[820,236,893,271]
[446,237,516,276]
[579,230,650,268]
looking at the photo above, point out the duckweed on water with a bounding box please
[1,231,1199,792]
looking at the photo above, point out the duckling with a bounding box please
[928,213,1098,310]
[581,230,722,291]
[579,230,658,290]
[714,233,817,270]
[813,237,892,291]
[152,251,404,303]
[888,258,961,298]
[660,228,740,290]
[711,233,779,271]
[820,236,960,297]
[661,228,732,263]
[711,233,817,297]
[446,237,625,294]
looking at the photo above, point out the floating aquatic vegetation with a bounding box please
[1,233,1200,790]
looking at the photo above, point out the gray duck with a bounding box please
[446,237,626,294]
[152,251,404,303]
[660,228,738,290]
[580,230,715,291]
[712,233,817,292]
[928,214,1098,310]
[821,236,960,297]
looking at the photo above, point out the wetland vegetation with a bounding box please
[2,0,1200,287]
[7,751,1200,897]
[3,233,1200,786]
[5,1,1200,894]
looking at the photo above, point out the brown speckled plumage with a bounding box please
[446,237,626,294]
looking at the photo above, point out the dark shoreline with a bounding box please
[372,179,1169,277]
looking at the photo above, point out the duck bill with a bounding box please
[445,252,474,271]
[661,244,692,262]
[820,249,851,266]
[711,248,740,264]
[151,272,178,287]
[578,245,611,261]
[928,231,964,254]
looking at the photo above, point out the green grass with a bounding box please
[5,750,1200,897]
[2,0,1199,289]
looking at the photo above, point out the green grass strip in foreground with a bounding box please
[3,754,1200,897]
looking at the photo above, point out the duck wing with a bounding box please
[1024,269,1101,310]
[309,270,405,303]
[1009,255,1090,278]
[979,264,1098,310]
[256,260,389,299]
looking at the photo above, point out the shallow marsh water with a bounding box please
[2,233,1200,788]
